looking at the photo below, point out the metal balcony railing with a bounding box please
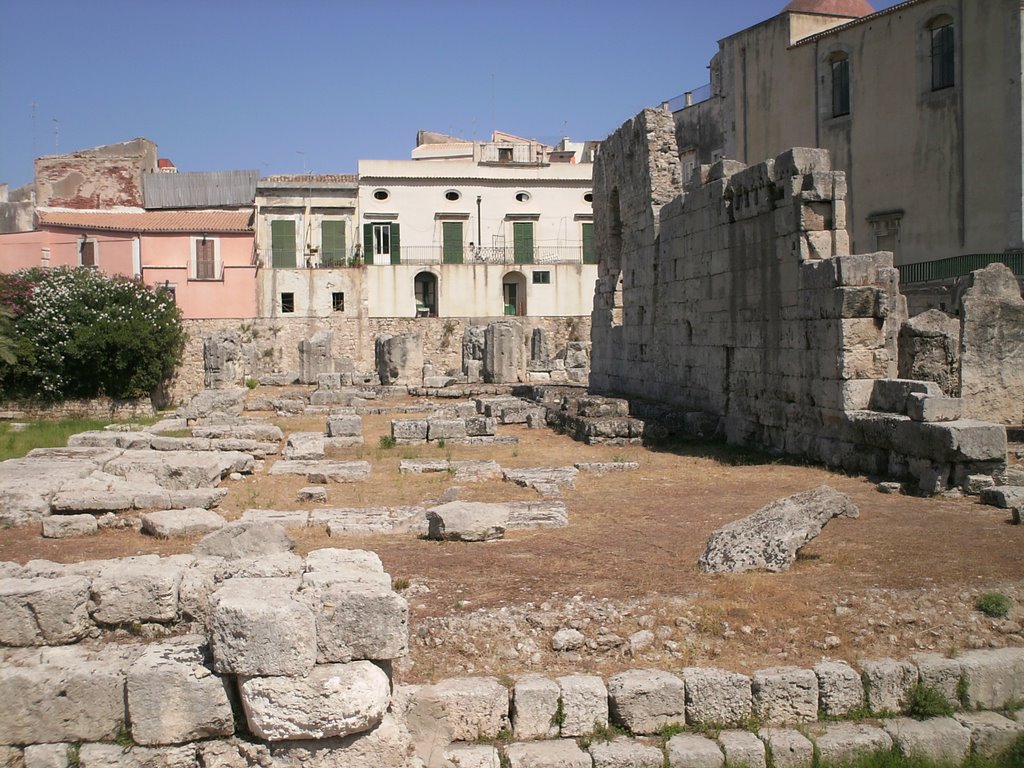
[260,244,595,268]
[898,252,1024,284]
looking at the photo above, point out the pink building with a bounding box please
[0,210,257,320]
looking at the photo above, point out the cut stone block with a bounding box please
[89,558,182,624]
[959,647,1024,709]
[327,415,362,438]
[444,743,501,768]
[23,743,69,768]
[682,667,752,727]
[309,583,408,663]
[588,737,663,768]
[426,501,506,542]
[955,711,1024,758]
[239,661,389,742]
[751,666,818,725]
[127,636,234,746]
[0,576,92,646]
[427,419,467,441]
[193,522,294,559]
[512,675,559,740]
[882,717,970,763]
[284,432,325,461]
[557,674,609,737]
[298,486,328,502]
[76,743,197,767]
[240,509,310,529]
[814,661,864,717]
[413,677,509,741]
[141,508,226,538]
[758,728,814,768]
[913,653,963,708]
[41,514,97,539]
[665,733,724,768]
[268,460,371,483]
[608,669,685,735]
[810,723,892,764]
[717,730,766,768]
[105,450,224,490]
[505,740,590,768]
[391,420,428,442]
[861,658,917,713]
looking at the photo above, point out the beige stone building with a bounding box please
[673,0,1024,286]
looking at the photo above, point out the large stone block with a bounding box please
[483,322,524,384]
[608,669,685,735]
[557,674,608,737]
[127,636,234,746]
[76,743,197,767]
[0,576,92,646]
[664,733,723,768]
[391,420,429,442]
[376,334,423,386]
[505,740,590,768]
[810,723,892,764]
[682,667,752,727]
[882,717,970,763]
[958,648,1024,709]
[263,711,411,768]
[814,661,864,717]
[955,711,1024,758]
[861,658,917,714]
[105,450,224,490]
[758,728,814,768]
[412,677,509,741]
[192,522,294,560]
[239,661,389,742]
[751,667,818,725]
[717,730,766,768]
[588,738,663,768]
[308,583,408,663]
[511,675,559,740]
[89,558,183,625]
[327,415,362,438]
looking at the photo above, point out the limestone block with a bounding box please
[0,646,131,744]
[427,419,467,441]
[308,583,408,663]
[882,717,970,763]
[861,658,917,714]
[23,743,68,768]
[608,669,685,735]
[195,739,272,767]
[76,743,197,767]
[751,667,818,725]
[266,711,412,768]
[814,661,864,717]
[376,334,423,386]
[505,740,589,768]
[299,330,334,385]
[717,730,766,768]
[980,486,1024,509]
[391,420,428,442]
[271,459,371,483]
[512,675,559,740]
[810,723,892,764]
[557,674,609,737]
[240,509,310,529]
[40,514,97,539]
[141,508,226,538]
[483,322,524,384]
[958,648,1024,709]
[127,636,234,746]
[681,667,752,727]
[907,393,962,423]
[298,486,328,503]
[444,744,500,768]
[209,578,316,676]
[664,733,723,768]
[426,502,507,542]
[758,729,814,768]
[464,417,497,437]
[89,558,182,624]
[193,522,294,559]
[955,711,1024,758]
[413,677,509,741]
[327,415,362,438]
[239,661,389,742]
[284,432,325,460]
[105,450,223,490]
[913,654,962,707]
[177,388,247,421]
[305,548,384,574]
[301,567,391,591]
[452,460,503,482]
[588,738,662,768]
[0,576,92,645]
[0,747,23,768]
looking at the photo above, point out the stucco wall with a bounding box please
[34,138,156,210]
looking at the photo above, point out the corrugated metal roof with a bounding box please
[38,209,254,233]
[143,170,258,209]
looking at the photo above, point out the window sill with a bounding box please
[188,277,224,283]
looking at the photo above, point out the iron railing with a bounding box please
[898,252,1024,284]
[261,244,593,268]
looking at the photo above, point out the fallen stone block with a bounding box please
[412,677,509,741]
[465,416,497,437]
[268,460,371,483]
[0,575,92,646]
[699,485,858,573]
[193,423,284,442]
[810,722,892,764]
[980,486,1024,509]
[141,508,226,538]
[308,583,408,663]
[574,461,640,474]
[588,737,663,768]
[193,522,294,559]
[861,658,917,714]
[955,711,1024,758]
[284,432,325,460]
[512,675,559,740]
[105,450,224,490]
[814,660,864,717]
[882,717,970,763]
[127,636,234,746]
[504,501,569,529]
[319,507,424,535]
[503,467,578,492]
[177,388,247,421]
[751,667,818,726]
[391,420,428,442]
[557,674,609,737]
[89,557,183,625]
[298,486,328,503]
[664,733,723,768]
[426,502,507,542]
[41,514,97,539]
[327,415,362,438]
[505,740,590,768]
[239,661,389,742]
[452,460,503,482]
[682,667,752,727]
[608,669,685,735]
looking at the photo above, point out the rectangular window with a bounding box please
[498,146,513,162]
[332,292,345,312]
[582,222,596,264]
[831,58,850,117]
[321,221,346,267]
[80,240,96,267]
[532,270,551,284]
[931,23,955,90]
[280,292,294,313]
[195,238,216,279]
[364,222,401,265]
[442,221,464,264]
[271,220,297,268]
[513,221,534,264]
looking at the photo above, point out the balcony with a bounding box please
[260,244,594,268]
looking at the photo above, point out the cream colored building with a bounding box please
[673,0,1024,283]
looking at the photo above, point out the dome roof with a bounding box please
[782,0,874,17]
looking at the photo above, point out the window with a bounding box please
[444,190,461,201]
[364,222,401,265]
[831,56,850,117]
[321,221,346,267]
[79,239,96,267]
[280,292,294,313]
[584,192,593,203]
[532,271,551,284]
[515,191,531,203]
[512,221,534,264]
[271,220,296,268]
[373,189,390,201]
[332,292,345,312]
[931,18,955,90]
[582,222,597,265]
[194,237,216,280]
[498,147,514,162]
[442,221,463,264]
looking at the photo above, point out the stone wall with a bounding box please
[589,108,1006,492]
[0,396,155,421]
[34,138,157,210]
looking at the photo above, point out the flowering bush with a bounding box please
[0,267,184,400]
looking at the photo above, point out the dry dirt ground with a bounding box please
[2,396,1023,686]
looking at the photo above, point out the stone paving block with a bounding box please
[284,433,326,460]
[327,415,362,437]
[588,737,663,768]
[89,557,183,624]
[810,722,893,764]
[427,419,467,441]
[608,669,685,735]
[861,658,917,713]
[40,514,97,539]
[955,710,1024,757]
[76,743,198,767]
[913,653,963,708]
[127,636,234,746]
[557,674,609,737]
[392,420,428,442]
[751,666,818,725]
[0,575,92,646]
[308,583,408,663]
[718,730,766,768]
[505,740,590,768]
[444,743,501,768]
[758,728,814,768]
[23,743,69,768]
[140,508,226,538]
[240,509,310,528]
[413,677,509,741]
[959,648,1024,709]
[267,460,371,483]
[882,716,970,763]
[512,675,559,739]
[682,667,752,727]
[665,733,723,768]
[814,660,865,717]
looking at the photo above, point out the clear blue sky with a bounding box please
[0,0,898,189]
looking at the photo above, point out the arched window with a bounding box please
[830,53,850,117]
[929,15,955,90]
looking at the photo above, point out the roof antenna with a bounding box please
[52,118,60,151]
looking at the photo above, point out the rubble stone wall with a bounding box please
[589,108,1006,492]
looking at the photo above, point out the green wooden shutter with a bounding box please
[321,221,346,266]
[271,220,296,268]
[513,222,534,264]
[582,222,596,264]
[390,223,401,265]
[442,221,463,264]
[363,223,374,263]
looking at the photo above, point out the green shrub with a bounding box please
[378,435,396,449]
[975,592,1012,619]
[905,683,954,720]
[0,267,184,400]
[245,377,259,389]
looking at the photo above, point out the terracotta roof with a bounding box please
[783,0,874,16]
[38,209,253,233]
[157,158,175,168]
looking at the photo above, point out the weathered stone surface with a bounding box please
[240,509,310,529]
[141,508,226,538]
[503,467,578,492]
[682,667,752,727]
[958,647,1024,709]
[557,674,609,737]
[574,461,640,474]
[427,419,467,441]
[444,743,501,768]
[698,485,858,573]
[40,514,97,539]
[861,658,918,713]
[955,711,1024,758]
[327,415,362,438]
[483,322,524,384]
[0,576,92,646]
[267,712,413,768]
[239,661,389,742]
[376,334,423,386]
[608,669,685,735]
[193,522,294,559]
[552,628,585,652]
[105,450,225,490]
[308,583,408,663]
[391,420,429,442]
[504,501,569,529]
[192,423,284,443]
[981,485,1024,509]
[22,743,67,768]
[426,502,507,542]
[298,486,328,503]
[814,661,864,717]
[299,331,334,385]
[913,653,962,707]
[127,636,234,746]
[0,448,120,527]
[412,677,509,741]
[284,432,325,460]
[209,578,315,676]
[464,416,497,437]
[305,546,384,574]
[505,740,590,768]
[664,733,723,768]
[588,737,663,768]
[758,728,814,768]
[898,310,961,397]
[89,558,182,624]
[195,739,272,768]
[321,507,425,535]
[512,675,559,740]
[268,460,371,483]
[717,730,766,768]
[77,743,197,767]
[810,723,892,763]
[177,388,247,421]
[882,717,970,763]
[751,667,818,725]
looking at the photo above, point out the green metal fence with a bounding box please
[898,252,1024,284]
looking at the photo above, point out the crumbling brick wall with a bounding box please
[34,138,156,210]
